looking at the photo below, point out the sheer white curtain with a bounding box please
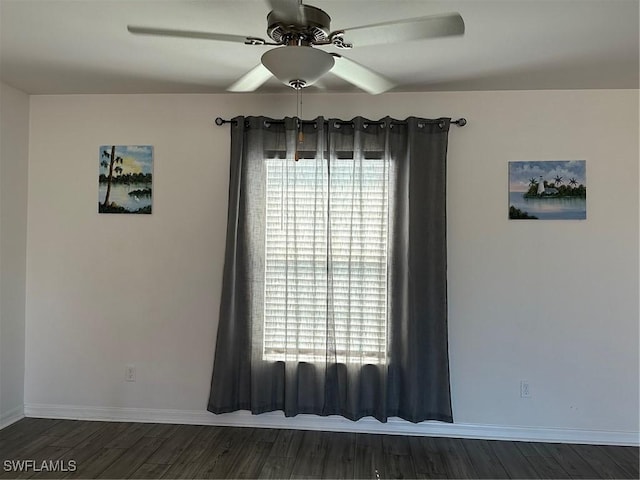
[263,129,388,365]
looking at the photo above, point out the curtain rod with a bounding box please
[215,117,467,127]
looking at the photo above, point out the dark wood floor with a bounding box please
[0,418,638,479]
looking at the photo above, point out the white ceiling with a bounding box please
[1,0,638,95]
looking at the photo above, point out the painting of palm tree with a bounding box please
[509,160,586,220]
[98,145,153,214]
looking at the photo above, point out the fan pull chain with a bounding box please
[295,87,304,162]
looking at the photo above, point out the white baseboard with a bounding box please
[0,405,25,430]
[23,403,638,446]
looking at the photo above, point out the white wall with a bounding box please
[23,90,639,441]
[0,82,29,426]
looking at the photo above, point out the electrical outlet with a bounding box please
[125,365,136,382]
[520,380,531,398]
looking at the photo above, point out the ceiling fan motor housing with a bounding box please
[267,4,331,45]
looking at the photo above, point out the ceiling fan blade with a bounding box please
[330,54,394,95]
[266,0,304,24]
[127,26,251,44]
[227,64,273,92]
[340,12,464,47]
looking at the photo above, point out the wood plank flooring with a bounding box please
[0,418,637,479]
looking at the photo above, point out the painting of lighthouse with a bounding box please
[509,161,586,220]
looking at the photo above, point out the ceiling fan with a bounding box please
[127,0,464,95]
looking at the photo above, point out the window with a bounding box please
[263,155,389,364]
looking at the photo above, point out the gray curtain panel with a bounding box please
[208,116,452,423]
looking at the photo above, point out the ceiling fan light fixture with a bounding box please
[261,46,334,89]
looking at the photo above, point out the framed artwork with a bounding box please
[509,160,586,220]
[98,145,153,214]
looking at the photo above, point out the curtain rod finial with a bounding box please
[215,117,225,126]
